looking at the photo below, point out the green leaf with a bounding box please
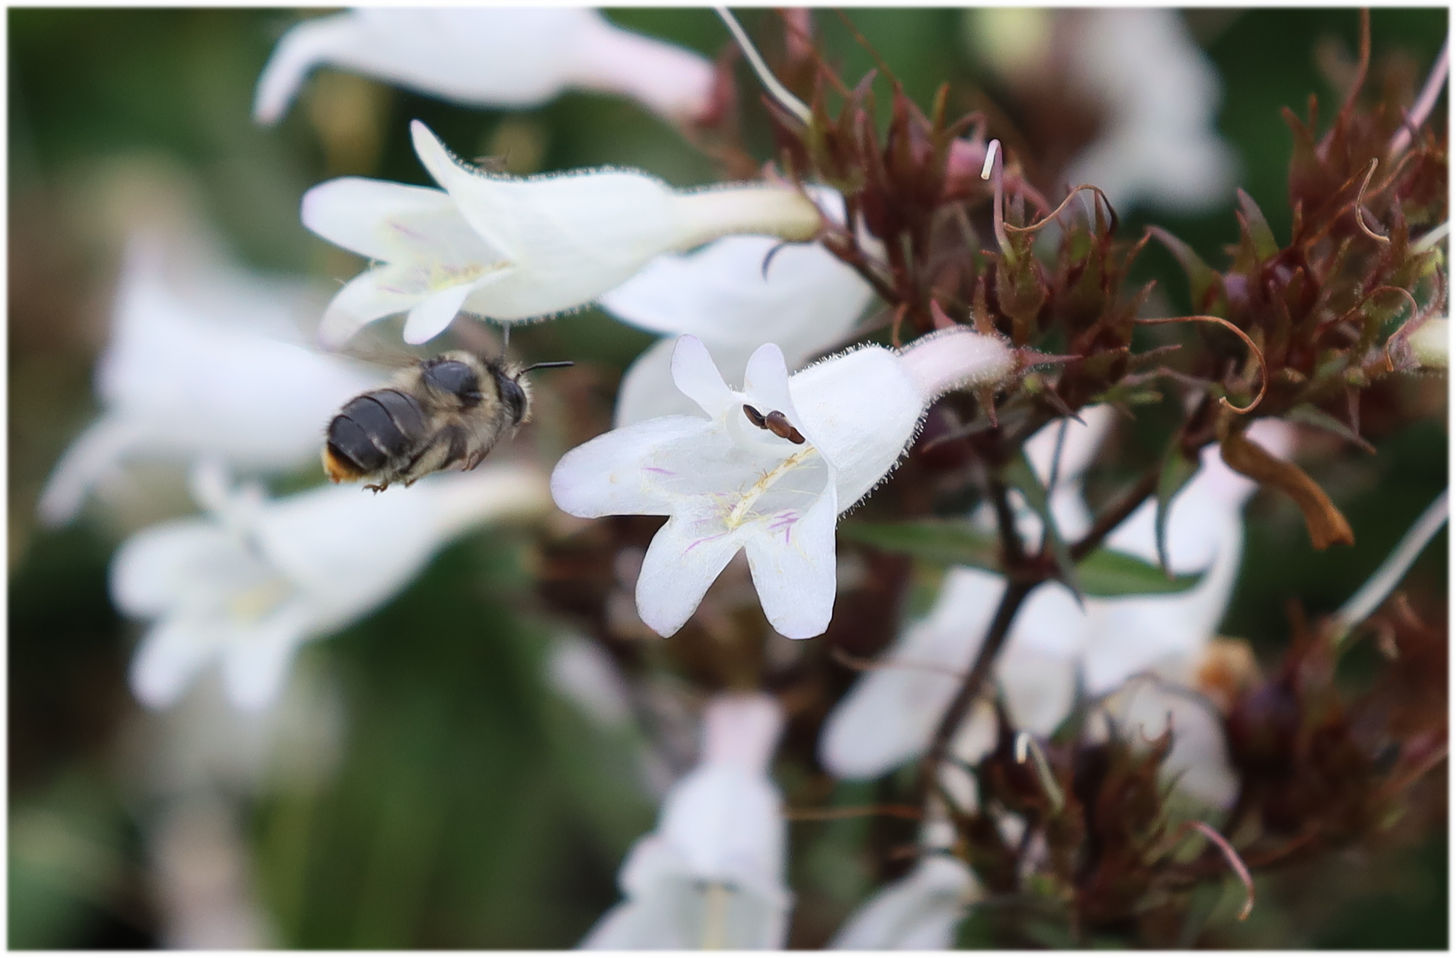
[840,520,1203,596]
[1003,450,1081,600]
[1077,547,1203,596]
[840,519,1000,572]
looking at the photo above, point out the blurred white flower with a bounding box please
[821,414,1293,810]
[600,190,876,426]
[820,409,1114,779]
[1064,9,1236,213]
[546,634,633,729]
[303,121,823,346]
[965,8,1235,214]
[829,816,977,950]
[582,692,789,950]
[37,238,382,527]
[254,8,715,127]
[551,329,1014,638]
[112,460,551,711]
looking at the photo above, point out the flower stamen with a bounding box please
[727,446,817,529]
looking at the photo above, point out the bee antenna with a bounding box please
[521,360,574,373]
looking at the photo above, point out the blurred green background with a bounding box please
[8,7,1447,948]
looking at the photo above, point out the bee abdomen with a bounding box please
[324,389,427,481]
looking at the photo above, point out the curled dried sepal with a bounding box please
[1218,425,1354,549]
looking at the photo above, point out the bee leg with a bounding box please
[365,483,387,493]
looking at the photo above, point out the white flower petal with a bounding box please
[599,230,872,344]
[219,602,316,712]
[742,343,800,423]
[254,9,713,127]
[317,266,438,348]
[669,334,735,418]
[1022,404,1115,488]
[110,519,260,618]
[411,121,681,310]
[585,693,790,949]
[402,281,476,344]
[790,346,924,506]
[1099,681,1237,810]
[820,567,999,779]
[300,177,491,264]
[613,336,716,426]
[635,509,747,637]
[130,617,228,710]
[744,481,838,639]
[551,417,711,518]
[829,854,975,950]
[42,235,384,521]
[37,415,145,528]
[115,468,539,711]
[252,12,355,124]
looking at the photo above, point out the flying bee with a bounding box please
[323,351,572,491]
[742,404,806,444]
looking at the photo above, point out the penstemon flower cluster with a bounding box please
[33,6,1447,950]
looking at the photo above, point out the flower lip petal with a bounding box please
[634,509,746,637]
[669,334,734,418]
[550,416,709,519]
[301,177,467,263]
[402,281,477,344]
[130,616,225,710]
[743,479,838,639]
[252,12,354,124]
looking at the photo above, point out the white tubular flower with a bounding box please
[37,239,381,527]
[821,414,1291,809]
[600,190,876,426]
[551,329,1014,639]
[820,411,1114,779]
[582,693,789,950]
[1410,316,1449,368]
[303,121,823,347]
[112,461,550,712]
[829,817,977,950]
[254,9,714,127]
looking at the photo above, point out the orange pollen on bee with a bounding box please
[322,447,364,484]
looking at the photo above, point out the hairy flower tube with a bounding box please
[600,189,876,425]
[253,8,714,127]
[550,329,1015,639]
[111,461,550,711]
[37,236,382,527]
[1410,316,1449,368]
[821,416,1293,809]
[302,121,823,346]
[581,693,789,949]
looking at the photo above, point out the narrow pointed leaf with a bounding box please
[840,519,1202,596]
[1004,451,1080,600]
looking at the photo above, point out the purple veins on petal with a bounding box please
[683,531,730,555]
[389,221,426,241]
[641,466,674,476]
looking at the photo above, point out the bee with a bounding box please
[323,351,571,491]
[742,404,806,444]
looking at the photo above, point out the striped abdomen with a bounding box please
[322,388,430,484]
